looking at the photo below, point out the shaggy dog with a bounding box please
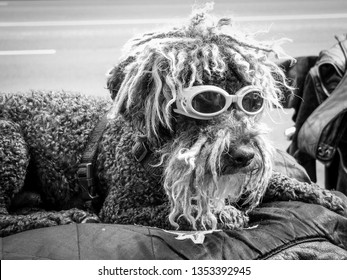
[0,7,345,237]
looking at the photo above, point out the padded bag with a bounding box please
[1,199,347,260]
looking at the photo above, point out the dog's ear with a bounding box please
[106,66,123,101]
[108,52,177,144]
[106,56,135,100]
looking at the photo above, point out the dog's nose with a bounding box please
[227,145,255,168]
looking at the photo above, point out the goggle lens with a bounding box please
[192,91,226,114]
[241,91,264,113]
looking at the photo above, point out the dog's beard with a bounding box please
[162,131,273,230]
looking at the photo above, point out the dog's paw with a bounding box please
[329,191,347,217]
[81,215,100,223]
[66,208,100,223]
[217,206,249,230]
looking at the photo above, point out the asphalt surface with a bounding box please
[1,0,347,184]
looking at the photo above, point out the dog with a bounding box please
[0,6,345,237]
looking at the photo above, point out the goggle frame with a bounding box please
[173,85,265,120]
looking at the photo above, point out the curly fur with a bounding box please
[0,5,345,237]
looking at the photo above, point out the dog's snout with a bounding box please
[228,145,255,168]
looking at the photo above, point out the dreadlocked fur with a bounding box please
[107,5,293,230]
[108,7,292,136]
[159,113,274,230]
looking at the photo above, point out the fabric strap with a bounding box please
[132,138,163,180]
[77,114,108,201]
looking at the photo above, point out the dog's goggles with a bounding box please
[174,85,265,120]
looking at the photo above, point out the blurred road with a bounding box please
[1,0,346,96]
[1,0,346,184]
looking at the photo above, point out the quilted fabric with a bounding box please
[1,200,347,260]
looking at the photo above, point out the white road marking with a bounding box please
[0,49,56,55]
[0,13,347,27]
[237,13,347,21]
[0,18,179,27]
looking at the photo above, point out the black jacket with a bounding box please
[284,34,347,195]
